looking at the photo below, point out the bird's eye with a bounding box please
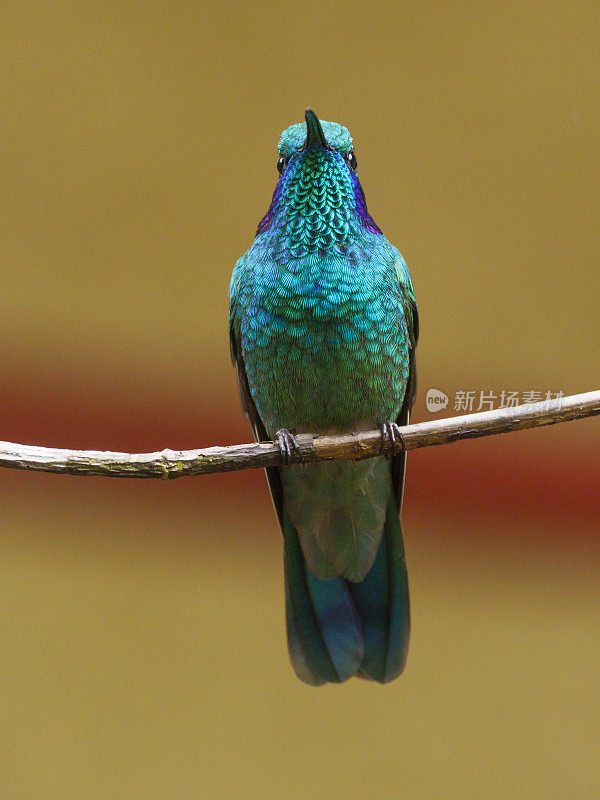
[277,156,287,174]
[346,150,357,171]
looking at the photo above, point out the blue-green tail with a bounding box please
[283,494,410,685]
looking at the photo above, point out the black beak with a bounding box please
[304,108,328,149]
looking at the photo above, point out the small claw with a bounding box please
[276,428,301,467]
[379,421,406,456]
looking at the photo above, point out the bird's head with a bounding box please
[275,108,357,178]
[256,109,381,249]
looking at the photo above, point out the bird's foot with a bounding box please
[379,421,406,456]
[276,428,302,468]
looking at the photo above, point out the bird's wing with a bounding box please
[391,282,419,513]
[229,321,285,529]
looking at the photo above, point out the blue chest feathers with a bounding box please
[231,246,410,436]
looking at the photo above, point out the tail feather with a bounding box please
[283,495,410,685]
[284,507,364,684]
[349,494,410,683]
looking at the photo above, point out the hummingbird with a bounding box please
[229,109,418,684]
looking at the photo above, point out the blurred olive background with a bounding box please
[1,2,599,798]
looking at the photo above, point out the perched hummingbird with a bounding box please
[229,109,418,684]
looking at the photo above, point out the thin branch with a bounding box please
[0,390,598,480]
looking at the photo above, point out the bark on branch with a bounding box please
[0,390,598,480]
